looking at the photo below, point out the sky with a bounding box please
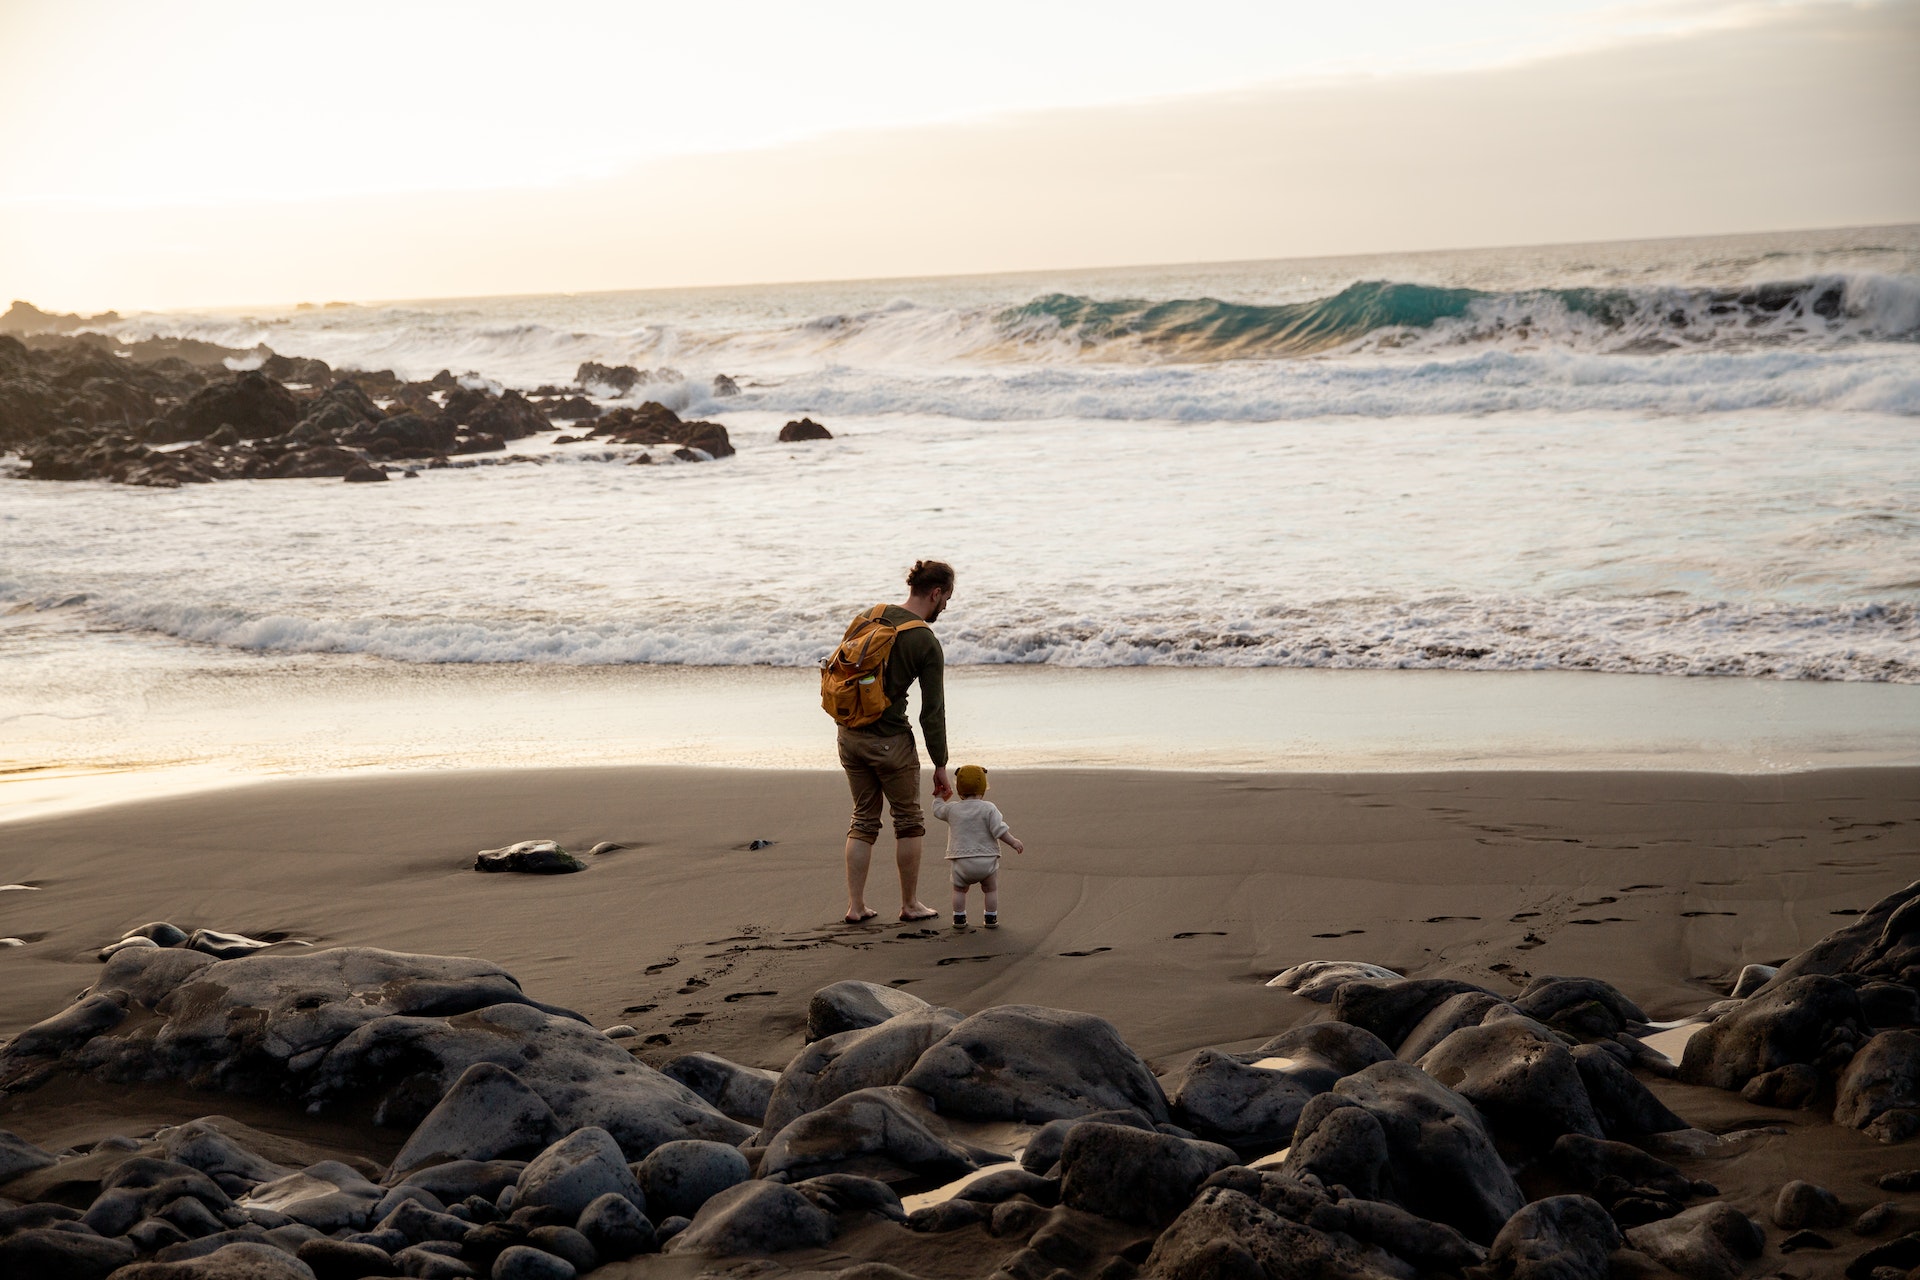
[1,0,1916,311]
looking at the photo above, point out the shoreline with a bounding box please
[6,662,1918,823]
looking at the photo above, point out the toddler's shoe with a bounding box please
[952,913,967,929]
[984,912,999,928]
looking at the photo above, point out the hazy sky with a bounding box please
[2,0,1916,310]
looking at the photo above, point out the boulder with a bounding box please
[1018,1108,1159,1175]
[394,1160,527,1205]
[759,1085,997,1182]
[1514,977,1649,1039]
[575,362,641,395]
[574,1191,653,1261]
[1760,879,1920,991]
[777,418,832,442]
[1836,1028,1920,1142]
[307,1000,752,1156]
[1264,960,1401,1001]
[1165,1022,1393,1151]
[238,1161,385,1232]
[1330,977,1497,1049]
[492,1244,573,1279]
[710,374,739,397]
[1773,1180,1845,1230]
[1397,991,1512,1061]
[1624,1202,1765,1280]
[1547,1133,1694,1202]
[1282,1095,1393,1200]
[472,842,585,875]
[1731,964,1778,998]
[1569,1043,1688,1136]
[388,1063,563,1177]
[514,1128,644,1221]
[111,1242,316,1279]
[185,929,278,960]
[523,1225,595,1273]
[1678,974,1866,1091]
[1292,1060,1523,1243]
[296,1237,398,1279]
[1143,1185,1384,1280]
[0,1226,138,1279]
[1482,1195,1622,1280]
[659,1052,778,1124]
[0,1127,58,1182]
[1057,1122,1235,1228]
[634,1140,750,1221]
[155,1121,296,1188]
[805,979,932,1041]
[172,372,301,440]
[665,1180,836,1256]
[760,1006,960,1137]
[342,461,387,483]
[899,1004,1169,1123]
[1416,1019,1604,1147]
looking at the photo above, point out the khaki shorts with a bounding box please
[948,854,1000,889]
[838,729,924,841]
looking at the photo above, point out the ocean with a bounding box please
[5,224,1917,682]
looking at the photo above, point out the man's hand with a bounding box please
[932,766,952,800]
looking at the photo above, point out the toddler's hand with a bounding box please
[1009,837,1025,854]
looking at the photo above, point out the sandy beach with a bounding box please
[4,763,1918,1278]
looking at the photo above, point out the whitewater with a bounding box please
[3,224,1918,688]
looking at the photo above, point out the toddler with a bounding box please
[932,764,1024,928]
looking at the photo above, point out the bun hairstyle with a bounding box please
[906,559,956,593]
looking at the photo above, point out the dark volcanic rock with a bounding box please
[660,1052,778,1125]
[1773,1179,1845,1230]
[1482,1194,1621,1280]
[760,1006,960,1137]
[584,401,733,457]
[777,417,832,442]
[514,1127,644,1219]
[1056,1121,1234,1228]
[805,979,933,1041]
[1514,976,1650,1038]
[575,362,642,395]
[1143,1185,1381,1280]
[172,371,301,440]
[1397,990,1512,1061]
[1624,1202,1765,1280]
[1836,1028,1920,1142]
[1678,974,1866,1091]
[1165,1022,1393,1149]
[900,1004,1170,1123]
[1570,1042,1688,1136]
[759,1085,996,1182]
[0,1225,139,1279]
[666,1180,835,1256]
[574,1190,653,1261]
[634,1140,751,1221]
[1330,977,1497,1049]
[711,374,739,397]
[1763,879,1920,991]
[1416,1019,1604,1147]
[1287,1059,1524,1243]
[387,1062,562,1177]
[472,841,586,874]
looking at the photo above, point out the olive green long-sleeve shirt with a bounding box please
[842,604,947,767]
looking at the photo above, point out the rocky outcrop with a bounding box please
[1678,974,1866,1091]
[899,1004,1169,1123]
[777,417,832,442]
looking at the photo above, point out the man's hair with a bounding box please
[906,559,955,593]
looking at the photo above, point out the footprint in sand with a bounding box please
[888,978,919,986]
[1174,931,1228,939]
[644,958,679,975]
[1567,918,1628,925]
[897,929,942,940]
[621,1003,656,1015]
[1832,908,1864,916]
[671,1012,708,1026]
[644,1033,672,1046]
[1576,897,1618,907]
[1424,916,1481,923]
[1516,934,1546,950]
[677,978,709,994]
[722,991,777,1003]
[1058,947,1112,958]
[1509,912,1541,921]
[1680,911,1736,918]
[1620,884,1663,892]
[938,954,999,966]
[1311,929,1366,939]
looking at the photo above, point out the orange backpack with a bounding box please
[820,604,928,728]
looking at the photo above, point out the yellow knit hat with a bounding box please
[955,764,989,797]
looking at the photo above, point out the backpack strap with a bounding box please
[894,620,928,633]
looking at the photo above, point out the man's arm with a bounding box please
[916,632,948,772]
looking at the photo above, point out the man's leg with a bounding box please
[845,837,875,920]
[838,732,885,922]
[894,835,934,919]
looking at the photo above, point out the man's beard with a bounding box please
[927,599,946,622]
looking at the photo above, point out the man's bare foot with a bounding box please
[843,908,878,924]
[899,904,939,922]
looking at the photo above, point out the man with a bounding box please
[839,559,954,924]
